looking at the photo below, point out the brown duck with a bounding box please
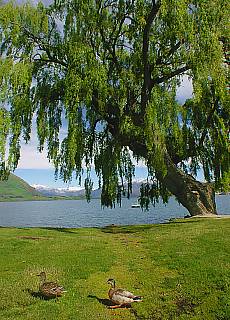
[107,278,142,308]
[37,271,66,298]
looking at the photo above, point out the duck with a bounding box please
[37,271,66,298]
[107,278,142,308]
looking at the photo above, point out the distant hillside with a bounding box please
[0,173,45,201]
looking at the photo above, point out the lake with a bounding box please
[0,195,229,228]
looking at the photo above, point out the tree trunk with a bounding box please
[125,138,217,217]
[157,154,217,216]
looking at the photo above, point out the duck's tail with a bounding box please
[133,296,143,302]
[55,286,67,294]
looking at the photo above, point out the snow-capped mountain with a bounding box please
[32,179,150,198]
[32,184,86,197]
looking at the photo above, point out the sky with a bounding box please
[6,0,195,188]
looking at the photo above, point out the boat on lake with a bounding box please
[131,202,140,208]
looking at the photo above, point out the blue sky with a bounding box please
[14,76,194,188]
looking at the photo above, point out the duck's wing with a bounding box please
[50,285,66,293]
[115,288,136,299]
[41,282,66,295]
[111,290,142,305]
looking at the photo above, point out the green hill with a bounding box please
[0,173,45,201]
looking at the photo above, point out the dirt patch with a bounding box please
[17,236,50,240]
[174,297,197,315]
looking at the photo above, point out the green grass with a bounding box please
[0,219,229,319]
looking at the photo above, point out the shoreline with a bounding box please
[188,214,230,219]
[1,214,230,229]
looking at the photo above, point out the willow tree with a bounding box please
[0,0,229,216]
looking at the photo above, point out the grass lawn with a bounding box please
[0,218,229,319]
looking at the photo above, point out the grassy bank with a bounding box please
[0,173,84,202]
[0,174,44,202]
[0,219,229,319]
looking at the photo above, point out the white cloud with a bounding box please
[17,115,53,169]
[18,142,53,169]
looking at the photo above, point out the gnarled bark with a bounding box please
[120,135,217,217]
[157,154,217,216]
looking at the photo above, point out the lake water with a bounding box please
[0,195,229,228]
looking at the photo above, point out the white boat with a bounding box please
[131,202,140,208]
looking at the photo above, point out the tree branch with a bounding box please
[151,65,189,87]
[154,40,184,68]
[198,86,219,149]
[141,1,161,110]
[21,26,68,68]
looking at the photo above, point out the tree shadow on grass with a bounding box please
[42,227,77,234]
[167,219,207,225]
[99,219,203,234]
[100,224,155,234]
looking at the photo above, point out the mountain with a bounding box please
[33,184,100,198]
[33,179,148,198]
[33,185,86,197]
[130,180,147,197]
[0,173,44,201]
[0,174,147,202]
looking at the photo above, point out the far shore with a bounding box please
[0,196,85,202]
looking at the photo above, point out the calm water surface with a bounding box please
[0,195,229,228]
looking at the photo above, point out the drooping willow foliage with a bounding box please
[0,0,229,208]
